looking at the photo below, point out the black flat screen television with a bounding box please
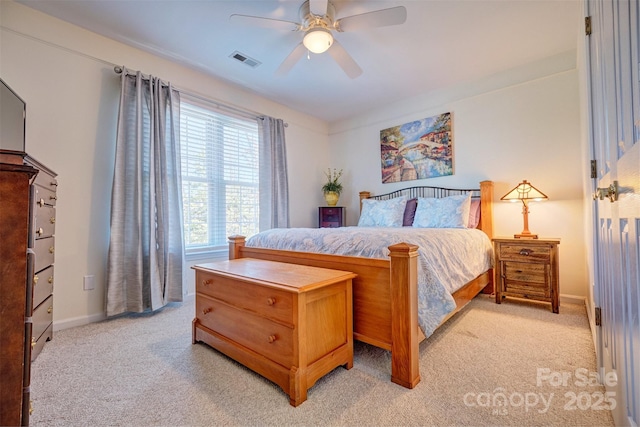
[0,77,26,153]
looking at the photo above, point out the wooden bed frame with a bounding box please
[228,180,494,389]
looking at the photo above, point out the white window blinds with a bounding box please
[180,98,260,253]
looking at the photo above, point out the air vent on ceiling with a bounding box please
[230,51,261,68]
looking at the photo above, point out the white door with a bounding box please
[586,0,640,425]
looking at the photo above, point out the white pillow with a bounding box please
[358,196,408,227]
[412,194,472,228]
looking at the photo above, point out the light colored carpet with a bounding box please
[30,295,614,426]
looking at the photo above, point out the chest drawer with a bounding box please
[34,236,55,273]
[500,244,551,262]
[34,184,57,208]
[32,295,53,342]
[196,271,293,323]
[33,205,56,240]
[33,265,54,308]
[196,293,293,367]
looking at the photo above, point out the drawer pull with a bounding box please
[202,279,213,287]
[33,275,39,284]
[50,217,56,224]
[266,297,276,306]
[202,307,212,315]
[48,276,53,284]
[47,306,53,314]
[50,195,57,201]
[268,335,277,343]
[36,227,44,236]
[519,249,532,256]
[50,181,58,187]
[31,337,36,349]
[38,198,45,207]
[49,246,55,254]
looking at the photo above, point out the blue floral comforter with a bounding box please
[246,227,493,337]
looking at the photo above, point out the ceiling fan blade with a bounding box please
[229,14,300,31]
[327,40,363,79]
[336,6,407,32]
[309,0,329,16]
[275,43,307,76]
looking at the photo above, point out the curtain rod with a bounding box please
[114,66,287,127]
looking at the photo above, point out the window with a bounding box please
[180,98,260,254]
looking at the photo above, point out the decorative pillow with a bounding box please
[412,194,472,228]
[468,199,481,228]
[358,196,408,227]
[403,198,418,226]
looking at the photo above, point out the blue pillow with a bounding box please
[412,194,472,228]
[358,196,408,227]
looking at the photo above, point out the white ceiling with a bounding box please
[17,0,580,123]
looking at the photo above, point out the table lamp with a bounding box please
[501,179,548,239]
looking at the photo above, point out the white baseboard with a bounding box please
[559,293,586,306]
[53,312,107,332]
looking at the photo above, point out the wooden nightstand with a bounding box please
[493,238,560,313]
[319,206,345,228]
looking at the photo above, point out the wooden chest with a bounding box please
[192,258,355,406]
[493,238,560,313]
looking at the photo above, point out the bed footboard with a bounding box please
[228,235,421,389]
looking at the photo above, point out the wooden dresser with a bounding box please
[0,152,57,426]
[25,155,57,360]
[192,258,355,406]
[493,237,560,313]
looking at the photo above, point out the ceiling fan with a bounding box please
[230,0,407,79]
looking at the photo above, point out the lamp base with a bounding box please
[514,233,538,239]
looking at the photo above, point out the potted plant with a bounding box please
[322,168,343,206]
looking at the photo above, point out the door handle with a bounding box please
[593,181,618,203]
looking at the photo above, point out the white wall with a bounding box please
[1,1,329,328]
[328,52,589,298]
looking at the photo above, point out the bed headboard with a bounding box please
[359,180,494,239]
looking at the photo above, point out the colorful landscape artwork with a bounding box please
[380,112,453,183]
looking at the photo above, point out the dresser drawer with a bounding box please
[32,169,58,195]
[196,271,293,323]
[33,266,54,309]
[499,244,551,262]
[33,205,55,239]
[33,236,55,273]
[32,295,53,342]
[34,184,57,207]
[196,293,293,367]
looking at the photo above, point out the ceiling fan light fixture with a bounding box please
[303,27,333,53]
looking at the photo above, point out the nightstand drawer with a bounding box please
[500,244,551,262]
[503,262,546,284]
[503,282,550,298]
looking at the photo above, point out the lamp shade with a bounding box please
[501,180,548,239]
[501,180,548,202]
[303,28,333,54]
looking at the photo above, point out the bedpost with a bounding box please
[228,235,246,260]
[479,180,494,239]
[388,242,420,389]
[359,191,371,213]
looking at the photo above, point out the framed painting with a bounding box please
[380,112,453,183]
